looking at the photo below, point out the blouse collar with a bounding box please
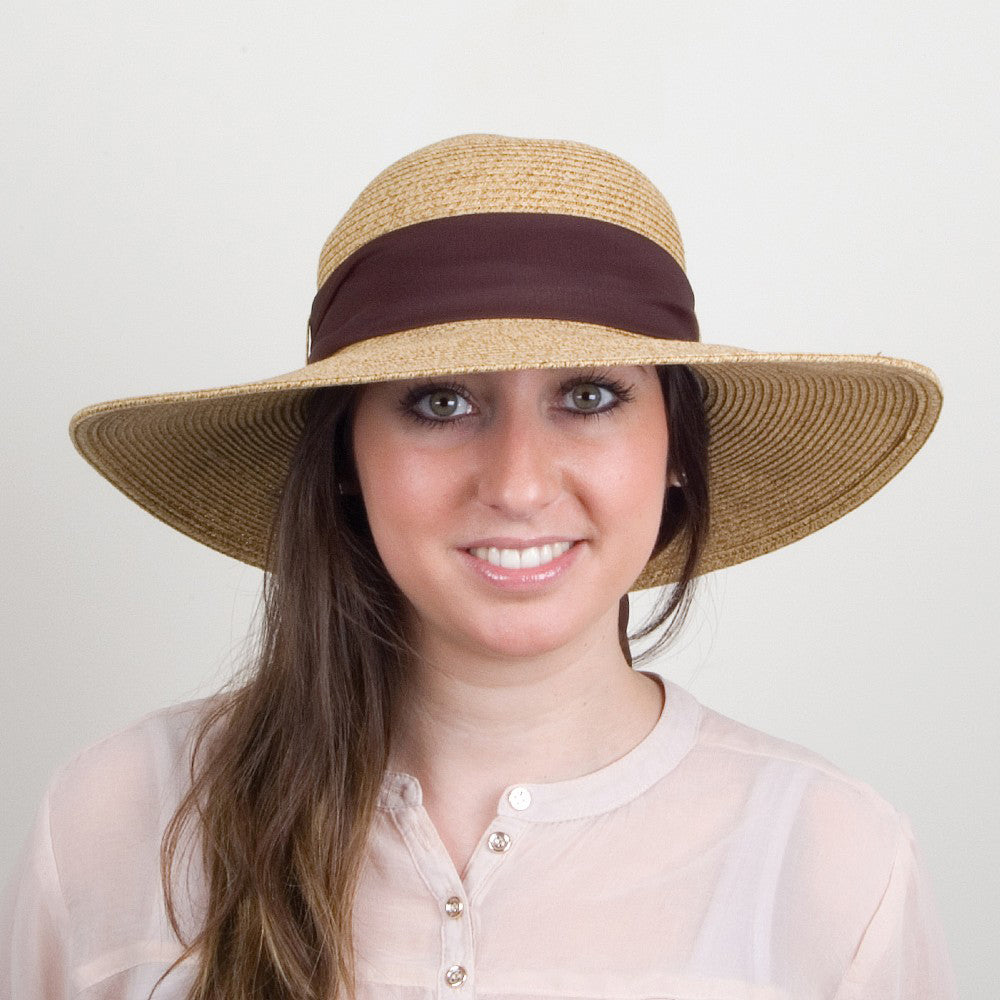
[378,671,701,823]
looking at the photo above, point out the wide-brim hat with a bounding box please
[69,133,941,590]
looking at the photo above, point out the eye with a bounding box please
[564,381,615,412]
[408,385,474,423]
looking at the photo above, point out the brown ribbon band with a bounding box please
[308,212,699,364]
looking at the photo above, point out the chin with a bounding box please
[467,619,585,660]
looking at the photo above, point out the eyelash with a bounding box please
[399,371,637,429]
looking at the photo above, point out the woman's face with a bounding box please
[351,365,669,662]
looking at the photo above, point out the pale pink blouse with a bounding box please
[1,673,957,1000]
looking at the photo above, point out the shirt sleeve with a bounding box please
[0,785,73,1000]
[832,811,957,1000]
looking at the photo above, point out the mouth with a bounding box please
[466,540,575,570]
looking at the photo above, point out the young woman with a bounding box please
[1,133,956,999]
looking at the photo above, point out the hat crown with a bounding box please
[316,133,687,287]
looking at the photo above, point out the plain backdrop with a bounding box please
[2,1,996,994]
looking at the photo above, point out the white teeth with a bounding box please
[499,548,519,569]
[470,540,573,569]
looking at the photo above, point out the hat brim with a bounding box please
[69,318,941,589]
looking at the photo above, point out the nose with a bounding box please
[474,404,562,518]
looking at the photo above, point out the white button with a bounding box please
[445,896,464,918]
[508,786,531,810]
[444,964,467,988]
[487,831,511,853]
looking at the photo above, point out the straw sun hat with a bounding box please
[70,133,941,590]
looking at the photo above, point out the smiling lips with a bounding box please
[468,540,574,570]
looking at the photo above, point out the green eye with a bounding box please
[410,387,473,421]
[427,390,461,417]
[568,382,610,411]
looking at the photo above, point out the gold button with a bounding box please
[444,964,467,988]
[487,831,511,853]
[445,896,464,918]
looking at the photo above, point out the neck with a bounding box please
[387,607,664,793]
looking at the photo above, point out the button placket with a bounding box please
[435,786,539,996]
[440,892,473,996]
[392,805,475,998]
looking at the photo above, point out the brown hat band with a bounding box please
[307,212,700,363]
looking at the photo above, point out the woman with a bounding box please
[1,133,956,999]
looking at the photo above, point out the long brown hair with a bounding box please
[625,364,711,666]
[154,364,710,1000]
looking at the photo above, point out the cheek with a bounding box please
[355,437,404,525]
[606,408,670,543]
[367,456,444,534]
[352,414,455,556]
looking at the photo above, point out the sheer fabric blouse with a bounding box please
[1,672,957,1000]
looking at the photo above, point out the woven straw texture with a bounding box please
[316,133,685,287]
[69,134,942,589]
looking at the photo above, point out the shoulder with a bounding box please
[664,689,921,970]
[4,699,223,979]
[43,697,223,907]
[677,686,907,877]
[691,693,901,818]
[47,697,217,824]
[656,686,956,994]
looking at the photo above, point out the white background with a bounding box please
[2,2,996,993]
